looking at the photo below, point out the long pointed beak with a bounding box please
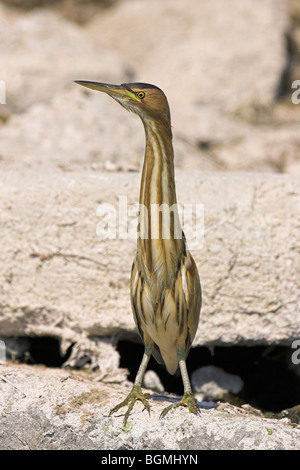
[74,80,132,100]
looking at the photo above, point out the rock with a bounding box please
[0,0,110,24]
[291,0,300,23]
[191,365,244,402]
[0,169,299,350]
[0,87,145,172]
[280,405,300,425]
[143,370,164,393]
[4,337,32,362]
[63,336,128,384]
[87,0,288,114]
[0,85,211,174]
[85,0,300,174]
[1,1,299,176]
[0,363,299,450]
[0,5,131,113]
[1,83,300,176]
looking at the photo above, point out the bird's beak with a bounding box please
[74,80,135,102]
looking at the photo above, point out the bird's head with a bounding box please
[74,81,171,127]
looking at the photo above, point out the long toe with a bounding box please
[109,384,151,425]
[160,391,200,419]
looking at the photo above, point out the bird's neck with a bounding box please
[139,120,176,208]
[137,119,185,285]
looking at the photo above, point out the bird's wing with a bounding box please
[131,251,201,374]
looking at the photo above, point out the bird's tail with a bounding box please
[152,343,179,375]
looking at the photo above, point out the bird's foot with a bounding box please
[160,391,200,419]
[109,384,151,425]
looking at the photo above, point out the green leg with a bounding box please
[109,344,153,425]
[160,352,199,419]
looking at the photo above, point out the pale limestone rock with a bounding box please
[0,363,299,450]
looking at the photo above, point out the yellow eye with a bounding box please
[136,91,145,99]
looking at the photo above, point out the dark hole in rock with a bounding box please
[4,336,73,368]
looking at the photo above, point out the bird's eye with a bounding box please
[136,91,145,99]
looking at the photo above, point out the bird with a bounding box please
[75,80,201,423]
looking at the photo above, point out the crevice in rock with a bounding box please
[4,336,73,368]
[117,340,300,414]
[3,335,300,415]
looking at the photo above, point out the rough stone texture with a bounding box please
[87,0,287,112]
[0,0,300,450]
[0,87,146,173]
[192,366,244,402]
[0,364,299,450]
[86,0,300,174]
[0,169,299,357]
[1,1,300,174]
[0,6,131,114]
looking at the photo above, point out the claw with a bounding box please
[109,384,151,425]
[160,391,200,419]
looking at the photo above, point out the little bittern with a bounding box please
[75,80,201,423]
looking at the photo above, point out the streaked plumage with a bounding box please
[75,80,201,422]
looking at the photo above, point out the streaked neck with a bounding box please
[137,119,184,283]
[139,120,176,209]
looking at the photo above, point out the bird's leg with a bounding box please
[160,350,199,419]
[109,344,153,425]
